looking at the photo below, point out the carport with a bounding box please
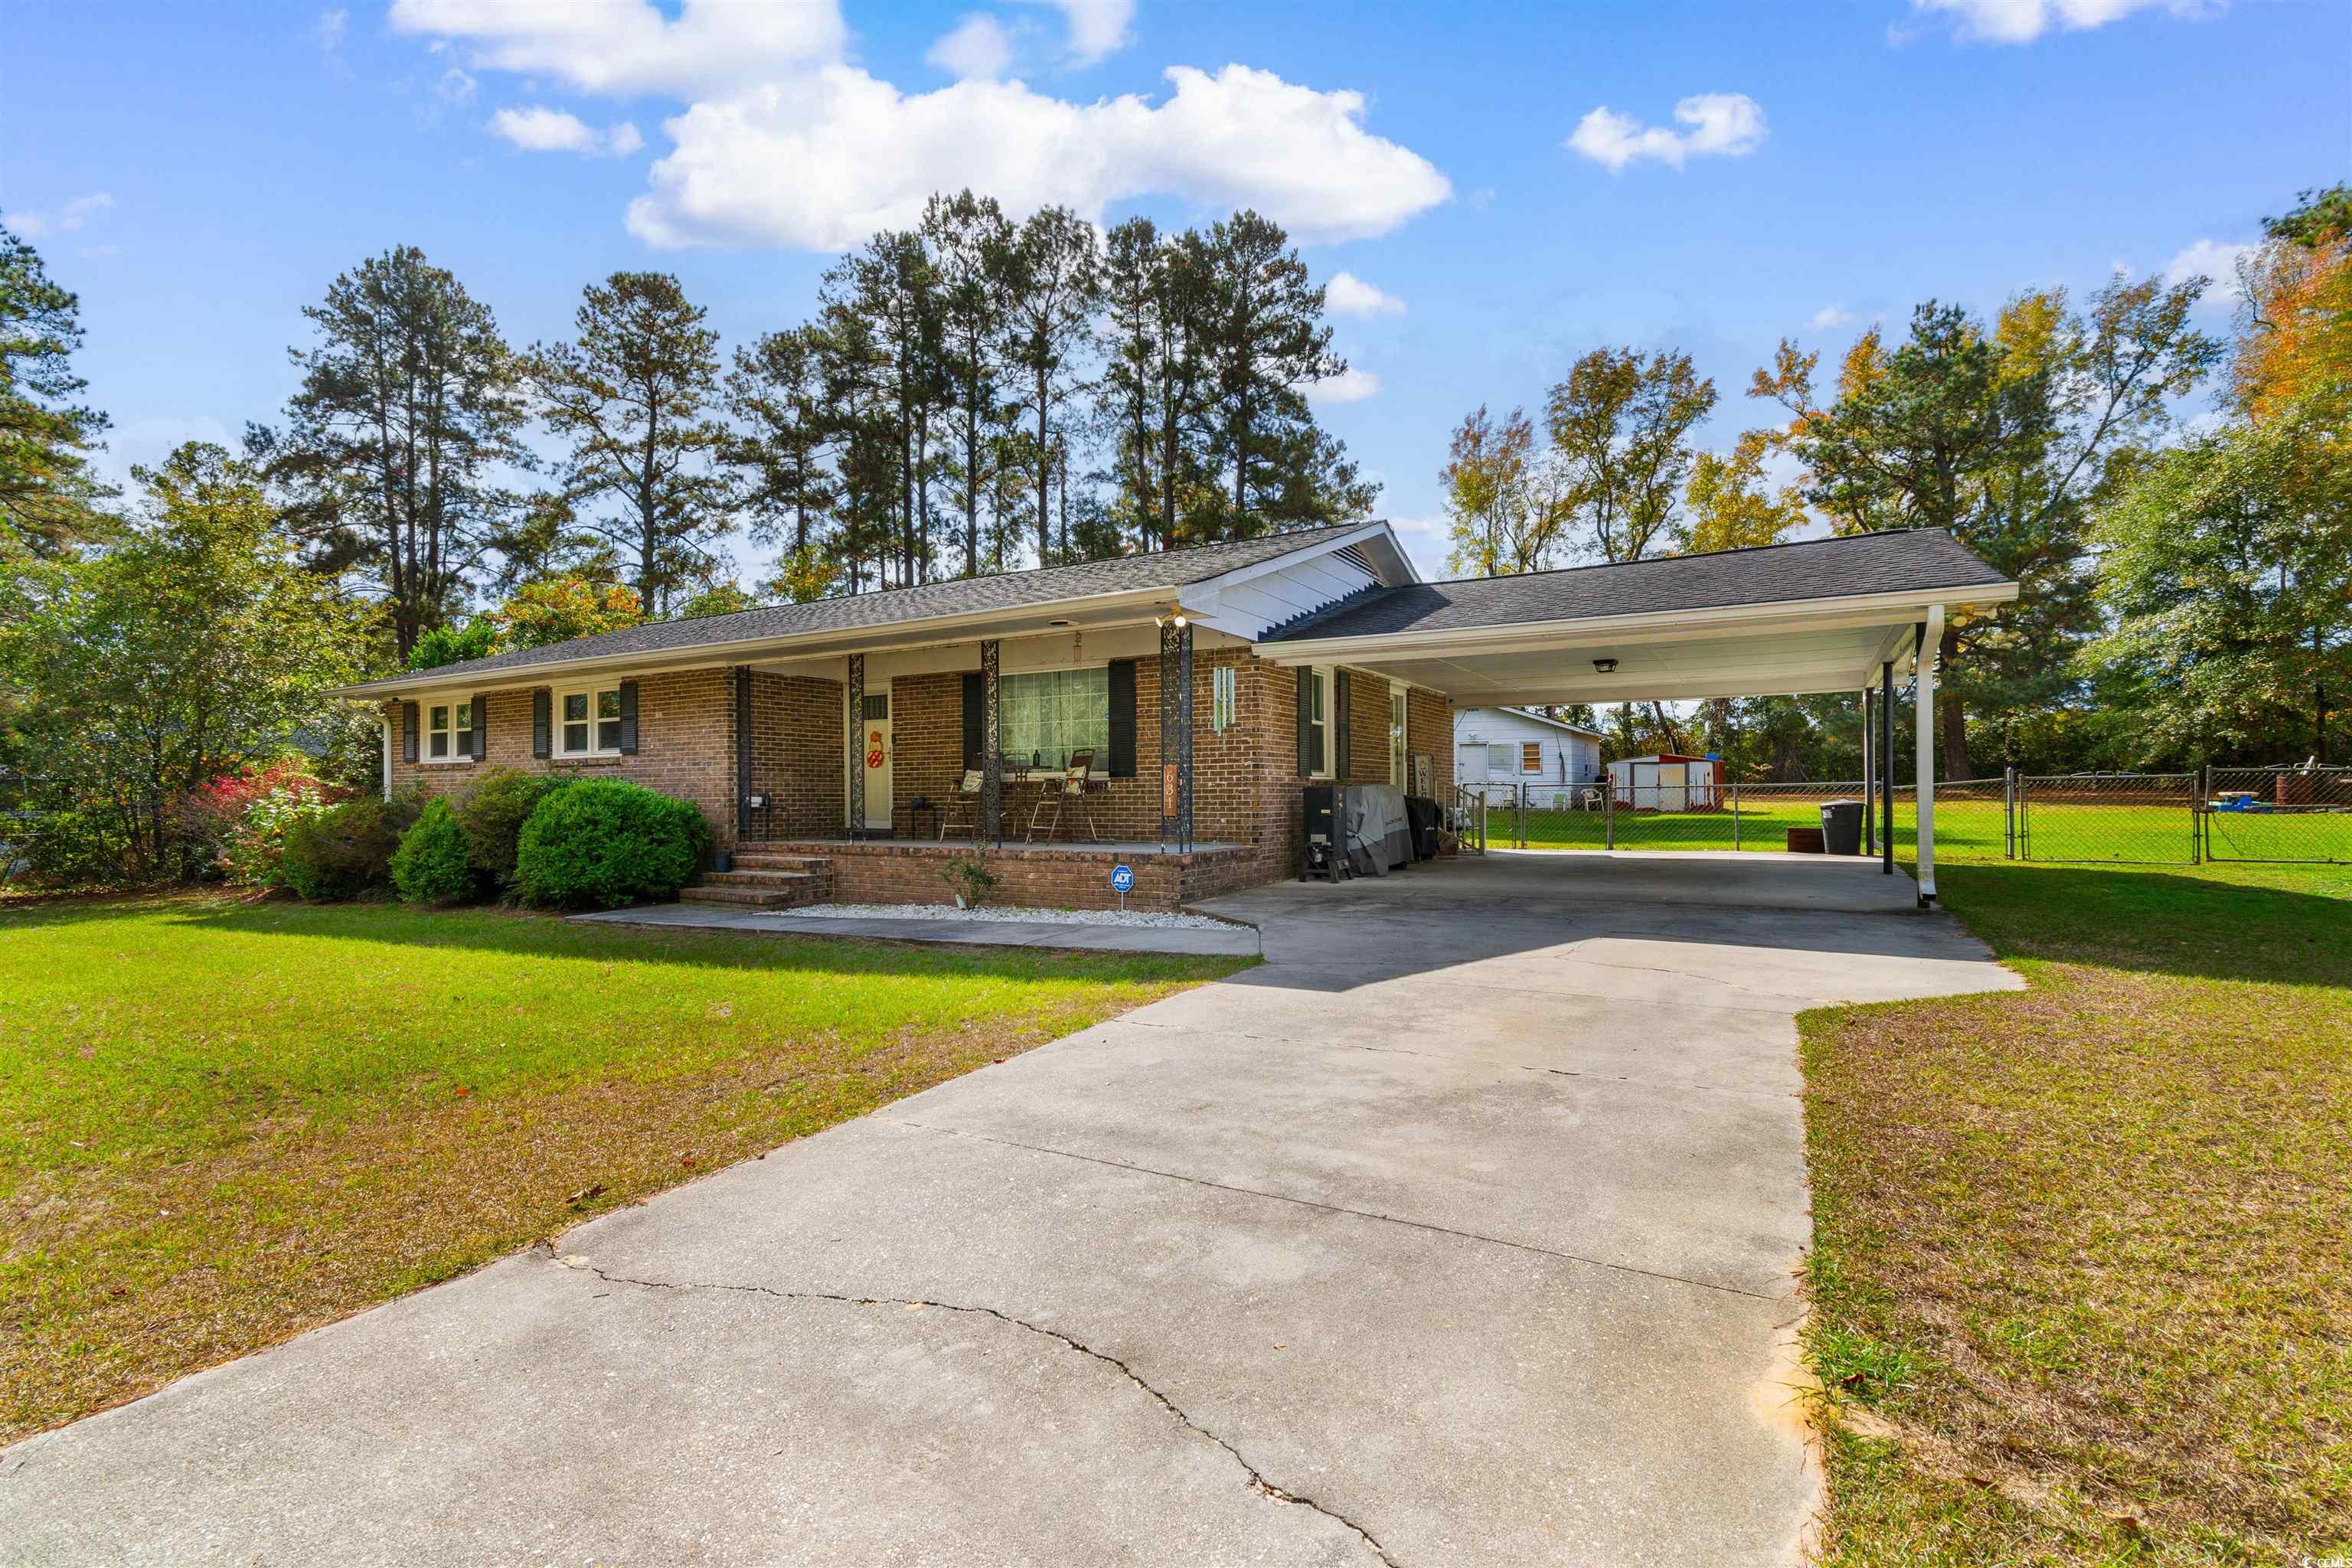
[1254,529,2018,905]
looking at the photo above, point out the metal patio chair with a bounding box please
[938,769,984,841]
[1026,749,1098,842]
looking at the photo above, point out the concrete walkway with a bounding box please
[571,899,1263,957]
[1,853,2018,1566]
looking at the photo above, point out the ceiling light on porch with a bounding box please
[1592,658,1619,674]
[1048,619,1073,627]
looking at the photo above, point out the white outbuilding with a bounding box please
[1454,707,1606,808]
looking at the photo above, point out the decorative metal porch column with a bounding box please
[846,654,864,838]
[1158,618,1193,852]
[980,639,1001,848]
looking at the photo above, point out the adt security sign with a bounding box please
[1109,862,1135,908]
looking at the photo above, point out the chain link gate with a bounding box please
[2014,773,2200,864]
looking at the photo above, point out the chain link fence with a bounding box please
[1450,764,2351,867]
[2203,765,2352,864]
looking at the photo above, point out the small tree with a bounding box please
[0,443,368,882]
[492,575,644,650]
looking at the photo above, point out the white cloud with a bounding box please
[436,67,479,106]
[389,0,846,96]
[1326,271,1405,317]
[316,7,348,51]
[400,2,1446,252]
[1024,0,1135,65]
[927,15,1014,80]
[2163,237,2255,313]
[1910,0,2218,43]
[1307,367,1381,404]
[626,63,1450,250]
[1566,93,1766,172]
[1808,305,1855,329]
[490,106,645,158]
[8,191,114,240]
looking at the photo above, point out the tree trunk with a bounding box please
[1036,367,1051,567]
[1937,624,1969,782]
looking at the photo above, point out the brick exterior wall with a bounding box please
[381,645,1454,900]
[745,839,1261,912]
[383,668,740,847]
[750,671,844,838]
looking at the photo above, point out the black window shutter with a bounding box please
[617,679,639,755]
[401,701,420,764]
[531,688,551,759]
[961,671,985,769]
[1106,659,1136,778]
[1334,669,1352,779]
[1295,667,1311,776]
[471,694,488,761]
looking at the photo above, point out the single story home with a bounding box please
[337,523,2016,909]
[1455,707,1605,806]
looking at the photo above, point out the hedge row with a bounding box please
[286,770,708,910]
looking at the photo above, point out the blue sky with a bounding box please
[8,0,2347,581]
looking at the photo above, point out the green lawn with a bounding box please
[1798,858,2352,1563]
[0,894,1248,1441]
[1481,794,2349,866]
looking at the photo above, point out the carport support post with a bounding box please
[1880,658,1896,876]
[1915,605,1942,906]
[1860,688,1874,857]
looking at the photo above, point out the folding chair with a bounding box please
[938,769,984,841]
[1026,749,1098,842]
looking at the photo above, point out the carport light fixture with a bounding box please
[1592,658,1619,674]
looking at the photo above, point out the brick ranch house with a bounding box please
[336,523,2017,910]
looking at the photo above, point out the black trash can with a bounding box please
[1818,799,1864,857]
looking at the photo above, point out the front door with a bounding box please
[861,689,893,831]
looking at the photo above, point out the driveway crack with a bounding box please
[545,1250,1401,1567]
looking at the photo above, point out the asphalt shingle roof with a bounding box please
[363,522,1373,690]
[1260,528,2007,643]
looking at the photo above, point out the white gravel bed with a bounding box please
[766,901,1235,930]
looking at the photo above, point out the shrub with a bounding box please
[186,760,344,888]
[283,795,416,900]
[391,798,475,904]
[452,769,567,893]
[512,779,707,909]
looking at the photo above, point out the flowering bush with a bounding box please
[182,760,344,888]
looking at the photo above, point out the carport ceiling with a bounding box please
[1251,528,2019,706]
[1354,622,1920,706]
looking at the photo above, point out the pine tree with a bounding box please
[1200,211,1343,537]
[0,224,114,560]
[1003,207,1099,567]
[256,244,528,659]
[528,271,732,617]
[922,191,1014,577]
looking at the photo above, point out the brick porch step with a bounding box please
[732,853,831,872]
[678,861,835,910]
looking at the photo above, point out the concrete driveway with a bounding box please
[2,851,2017,1566]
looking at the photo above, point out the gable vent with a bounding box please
[1335,544,1377,577]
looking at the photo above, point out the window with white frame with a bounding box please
[1305,667,1331,777]
[1486,743,1511,776]
[424,699,473,762]
[1521,741,1543,774]
[556,684,626,758]
[997,667,1109,772]
[1389,688,1407,788]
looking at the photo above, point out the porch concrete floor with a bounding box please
[1,851,2018,1566]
